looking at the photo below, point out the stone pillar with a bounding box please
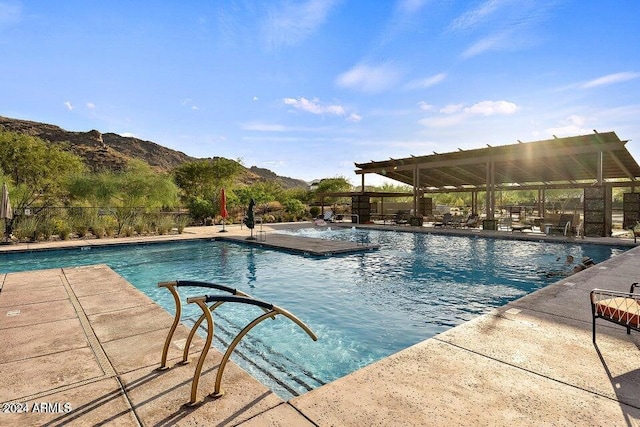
[351,195,371,223]
[623,192,640,229]
[583,186,612,237]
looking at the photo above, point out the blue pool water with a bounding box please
[0,228,627,399]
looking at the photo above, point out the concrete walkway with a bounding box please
[1,223,639,426]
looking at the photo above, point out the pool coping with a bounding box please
[1,223,639,424]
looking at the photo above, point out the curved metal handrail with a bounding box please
[157,280,259,369]
[187,294,317,403]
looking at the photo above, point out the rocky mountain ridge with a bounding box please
[0,116,308,189]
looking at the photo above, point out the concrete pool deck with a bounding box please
[1,223,639,425]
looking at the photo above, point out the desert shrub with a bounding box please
[69,207,97,237]
[122,226,134,237]
[155,214,174,235]
[14,216,40,241]
[36,215,56,241]
[175,214,190,234]
[133,215,150,235]
[309,206,320,218]
[52,217,72,240]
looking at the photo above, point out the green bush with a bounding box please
[175,214,191,234]
[15,216,40,241]
[36,216,56,241]
[155,214,174,235]
[52,217,72,240]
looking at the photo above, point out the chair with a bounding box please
[449,215,463,228]
[590,283,640,343]
[546,214,574,236]
[510,222,532,233]
[394,210,410,225]
[461,213,479,228]
[323,210,334,222]
[434,213,452,228]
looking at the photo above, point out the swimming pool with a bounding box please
[0,228,627,399]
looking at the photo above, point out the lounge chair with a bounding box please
[323,210,334,222]
[546,214,574,236]
[590,283,640,343]
[511,222,532,233]
[461,213,479,228]
[434,213,452,228]
[394,210,410,225]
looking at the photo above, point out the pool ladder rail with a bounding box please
[157,280,318,406]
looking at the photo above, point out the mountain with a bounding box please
[0,116,308,189]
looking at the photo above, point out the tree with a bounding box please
[173,158,243,222]
[235,181,283,213]
[313,176,352,212]
[0,130,86,233]
[67,160,178,234]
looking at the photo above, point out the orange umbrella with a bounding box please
[220,188,228,219]
[220,188,228,232]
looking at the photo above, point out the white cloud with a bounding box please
[417,101,434,111]
[347,113,362,122]
[119,132,137,138]
[86,102,95,109]
[440,104,464,114]
[449,0,505,32]
[253,96,259,101]
[283,97,345,116]
[545,115,590,137]
[242,122,287,132]
[461,31,512,58]
[404,73,447,90]
[64,101,74,111]
[463,100,519,116]
[581,72,640,89]
[263,0,339,48]
[421,100,519,128]
[335,63,402,94]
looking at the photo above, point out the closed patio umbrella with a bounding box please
[1,182,13,243]
[220,188,229,232]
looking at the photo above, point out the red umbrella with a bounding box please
[220,188,228,219]
[220,188,228,232]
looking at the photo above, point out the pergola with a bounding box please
[353,131,640,234]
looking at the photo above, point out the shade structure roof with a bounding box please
[354,132,640,191]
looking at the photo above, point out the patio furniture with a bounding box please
[590,283,640,343]
[449,215,463,228]
[546,214,574,236]
[461,213,479,228]
[434,213,452,227]
[511,222,533,233]
[394,210,410,225]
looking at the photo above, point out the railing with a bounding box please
[158,280,317,405]
[157,280,262,369]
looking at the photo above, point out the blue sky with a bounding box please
[1,1,639,186]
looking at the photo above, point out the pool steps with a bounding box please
[158,280,317,405]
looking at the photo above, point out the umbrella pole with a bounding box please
[220,219,228,233]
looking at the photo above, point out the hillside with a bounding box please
[0,116,308,189]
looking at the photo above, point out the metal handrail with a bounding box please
[157,280,263,369]
[187,294,317,404]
